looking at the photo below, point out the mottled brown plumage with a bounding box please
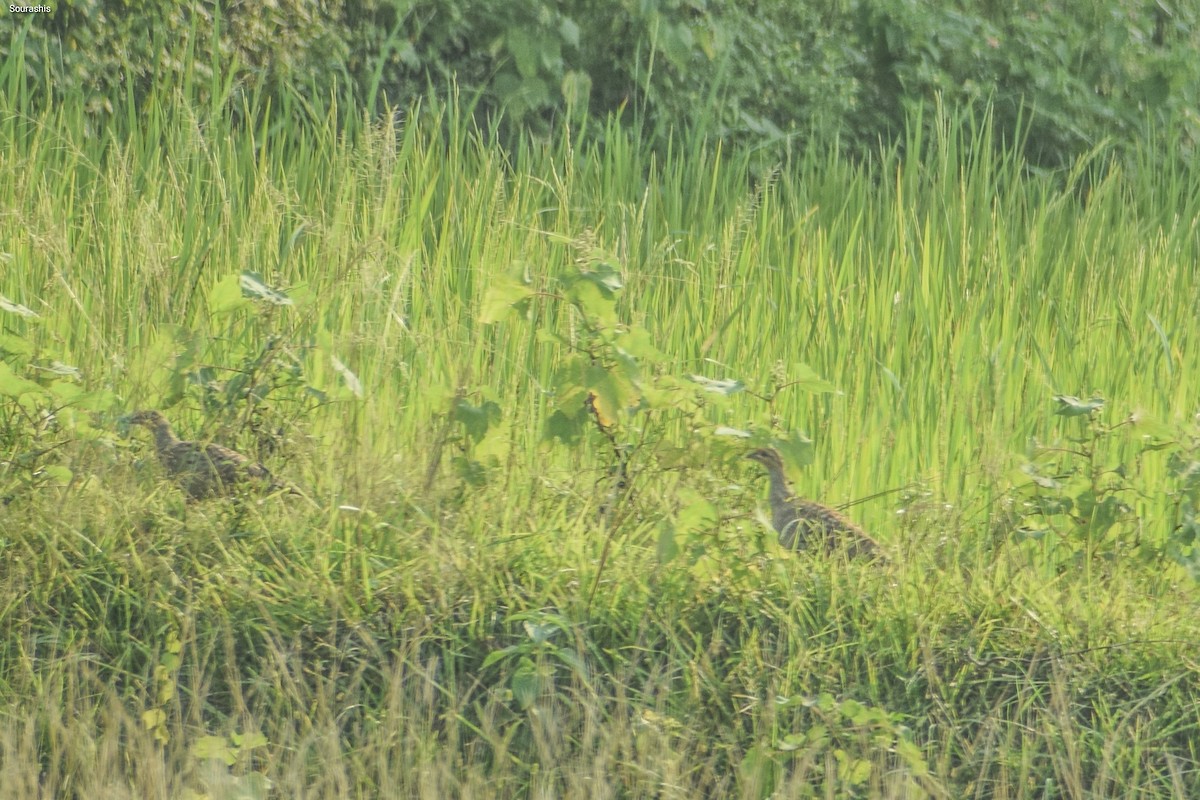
[128,410,276,500]
[745,447,882,559]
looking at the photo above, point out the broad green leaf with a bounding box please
[209,273,249,314]
[774,433,814,471]
[544,409,583,444]
[231,730,268,750]
[738,744,778,796]
[584,366,622,426]
[479,275,535,324]
[452,455,488,487]
[453,398,500,442]
[561,70,591,110]
[790,364,837,394]
[193,735,237,765]
[614,328,666,363]
[482,646,522,670]
[475,422,512,462]
[676,498,717,534]
[511,658,541,710]
[568,278,617,326]
[0,361,42,398]
[553,647,587,677]
[581,262,623,293]
[43,466,72,485]
[523,620,557,645]
[834,749,872,785]
[656,521,679,564]
[506,27,539,78]
[895,737,929,777]
[559,17,580,47]
[0,333,32,355]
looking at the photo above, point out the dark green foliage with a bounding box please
[3,0,1197,167]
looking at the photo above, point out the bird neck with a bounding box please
[149,423,181,452]
[765,465,794,505]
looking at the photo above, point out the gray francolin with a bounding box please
[127,410,279,500]
[745,447,882,560]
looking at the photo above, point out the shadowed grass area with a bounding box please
[1,72,1199,796]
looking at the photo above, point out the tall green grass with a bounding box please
[1,72,1199,797]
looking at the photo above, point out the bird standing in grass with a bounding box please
[127,410,279,500]
[745,447,882,559]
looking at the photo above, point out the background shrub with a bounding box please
[3,0,1198,166]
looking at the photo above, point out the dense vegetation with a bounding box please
[5,0,1199,167]
[2,6,1200,798]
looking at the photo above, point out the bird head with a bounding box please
[745,447,785,470]
[126,410,170,430]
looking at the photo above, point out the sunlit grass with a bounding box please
[1,67,1199,797]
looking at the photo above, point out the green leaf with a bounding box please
[895,737,929,777]
[43,465,72,485]
[581,262,623,293]
[475,423,512,462]
[1053,394,1104,417]
[0,333,32,355]
[1088,494,1125,535]
[523,620,557,646]
[738,744,778,796]
[544,409,583,444]
[834,748,872,785]
[453,398,501,443]
[511,658,541,710]
[506,27,539,78]
[210,273,249,314]
[231,730,268,750]
[0,361,42,398]
[553,647,587,677]
[240,271,292,305]
[614,328,666,363]
[656,521,679,564]
[559,17,580,47]
[568,278,617,326]
[676,498,717,534]
[141,708,166,730]
[480,274,535,324]
[562,70,592,111]
[482,645,522,670]
[452,456,488,487]
[790,364,837,393]
[193,735,237,766]
[584,365,623,426]
[774,433,815,471]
